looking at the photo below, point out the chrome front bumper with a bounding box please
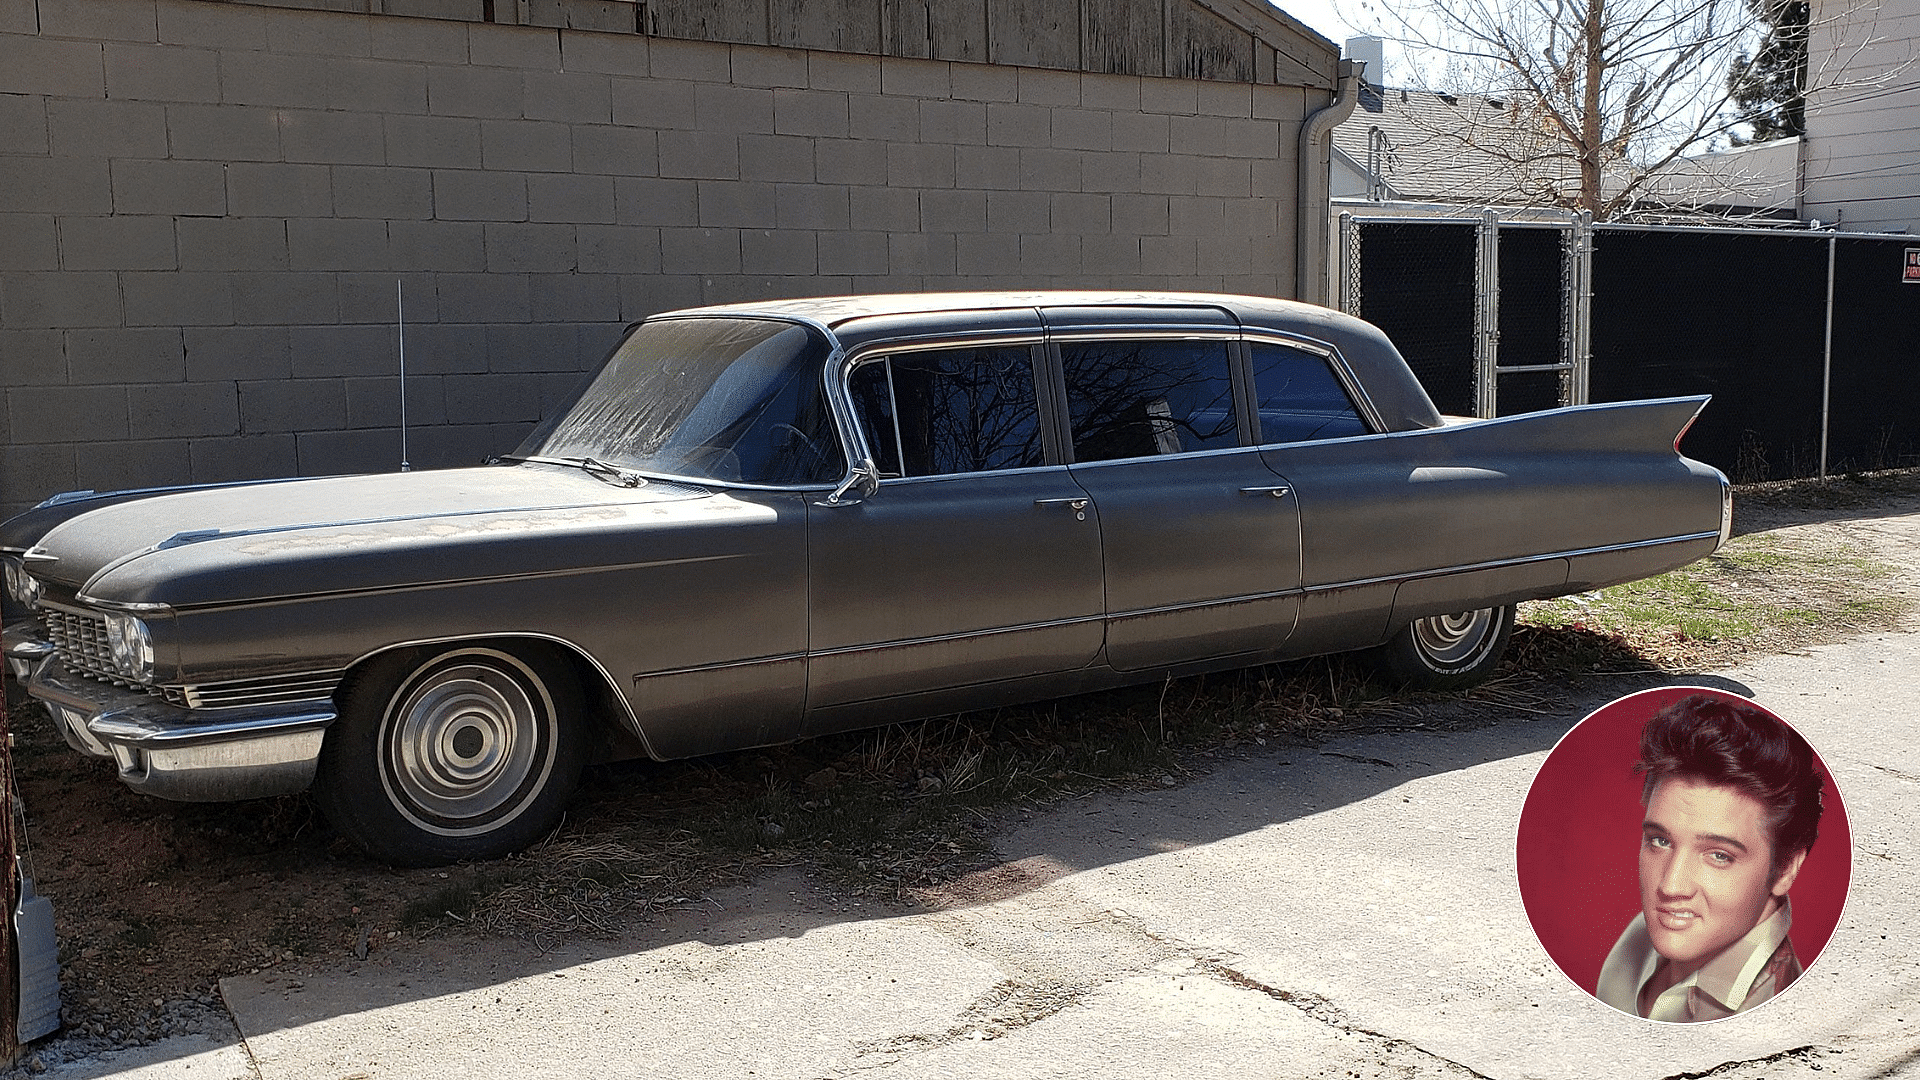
[26,657,335,802]
[3,619,54,680]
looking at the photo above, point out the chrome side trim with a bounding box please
[633,651,809,682]
[74,596,174,615]
[1300,531,1724,595]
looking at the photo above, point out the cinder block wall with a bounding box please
[0,0,1313,518]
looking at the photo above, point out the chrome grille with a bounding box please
[42,607,131,687]
[178,672,343,710]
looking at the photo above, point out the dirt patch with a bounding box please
[7,470,1920,1053]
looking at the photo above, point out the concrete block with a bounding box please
[443,371,545,422]
[481,119,574,172]
[695,180,779,229]
[953,232,1019,275]
[280,110,386,166]
[809,52,878,94]
[49,98,169,159]
[576,224,661,273]
[1226,117,1281,158]
[8,386,130,444]
[614,176,698,226]
[167,104,281,161]
[572,125,657,176]
[1252,83,1306,121]
[1,270,121,328]
[188,434,299,483]
[398,323,489,375]
[740,229,817,276]
[157,0,268,49]
[57,214,177,271]
[953,144,1021,190]
[184,326,292,381]
[294,427,404,476]
[1019,147,1080,191]
[610,76,696,130]
[1224,196,1280,238]
[1080,233,1142,274]
[1141,233,1200,275]
[0,215,58,272]
[986,102,1049,147]
[1017,68,1079,106]
[4,157,112,215]
[331,58,430,116]
[0,37,103,98]
[289,219,390,272]
[129,381,239,439]
[0,330,66,385]
[738,134,815,184]
[657,130,740,180]
[658,227,741,275]
[121,271,233,326]
[1079,150,1141,194]
[813,137,887,186]
[389,220,487,271]
[848,94,917,141]
[289,324,405,377]
[385,115,483,169]
[41,0,155,42]
[1050,108,1112,152]
[104,42,219,102]
[528,273,620,323]
[428,64,525,120]
[525,70,612,124]
[560,29,649,76]
[919,189,986,233]
[0,443,79,517]
[949,62,1017,102]
[848,185,918,231]
[986,189,1049,233]
[527,173,614,224]
[817,230,887,275]
[1140,78,1198,116]
[0,93,46,154]
[484,222,578,272]
[888,230,955,275]
[1112,193,1170,236]
[219,49,333,109]
[731,44,809,89]
[1051,192,1111,234]
[163,215,280,274]
[880,57,949,99]
[434,272,532,322]
[1169,195,1228,236]
[64,327,185,384]
[1198,79,1253,118]
[888,143,956,189]
[619,272,704,319]
[919,99,985,144]
[232,272,340,325]
[240,378,347,433]
[434,170,528,222]
[773,89,848,138]
[469,22,560,69]
[694,84,774,135]
[1081,73,1140,111]
[333,166,433,220]
[647,37,729,83]
[345,372,444,429]
[1019,232,1080,274]
[339,271,439,324]
[774,184,849,230]
[1196,157,1250,197]
[1110,111,1170,154]
[1138,152,1189,196]
[265,8,371,58]
[372,14,470,64]
[75,438,191,493]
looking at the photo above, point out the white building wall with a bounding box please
[1803,0,1920,233]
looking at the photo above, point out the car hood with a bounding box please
[27,465,728,606]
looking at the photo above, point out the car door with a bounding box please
[1056,333,1304,671]
[803,342,1105,732]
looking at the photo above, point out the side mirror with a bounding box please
[822,458,880,506]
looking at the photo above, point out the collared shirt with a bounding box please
[1594,901,1801,1022]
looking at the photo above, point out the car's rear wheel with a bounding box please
[1367,604,1515,689]
[317,644,586,866]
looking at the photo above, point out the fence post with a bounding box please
[1569,211,1593,406]
[1474,208,1500,418]
[1337,212,1358,315]
[1821,235,1836,479]
[1,687,18,1065]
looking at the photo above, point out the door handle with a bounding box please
[1239,485,1292,498]
[1034,497,1090,520]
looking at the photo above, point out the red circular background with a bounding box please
[1516,686,1852,998]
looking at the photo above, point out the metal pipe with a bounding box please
[1821,235,1835,478]
[1295,60,1361,306]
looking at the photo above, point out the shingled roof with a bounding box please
[1332,82,1580,204]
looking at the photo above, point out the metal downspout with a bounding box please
[1295,59,1362,306]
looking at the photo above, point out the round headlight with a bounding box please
[104,612,154,683]
[4,559,42,608]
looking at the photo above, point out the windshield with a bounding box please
[516,317,845,485]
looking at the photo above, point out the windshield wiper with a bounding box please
[503,454,648,488]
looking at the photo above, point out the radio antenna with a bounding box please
[398,279,411,472]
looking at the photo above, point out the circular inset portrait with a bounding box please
[1516,686,1851,1023]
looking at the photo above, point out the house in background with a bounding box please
[1802,0,1919,234]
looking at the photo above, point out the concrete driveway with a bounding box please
[32,628,1920,1080]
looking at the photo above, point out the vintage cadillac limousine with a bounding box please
[1,292,1730,864]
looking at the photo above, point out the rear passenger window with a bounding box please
[1249,343,1369,443]
[1061,339,1238,463]
[850,346,1044,477]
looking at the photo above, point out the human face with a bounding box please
[1639,777,1804,979]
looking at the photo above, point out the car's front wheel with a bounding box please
[316,644,586,866]
[1367,604,1515,689]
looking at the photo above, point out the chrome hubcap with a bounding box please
[386,660,548,830]
[1412,609,1495,665]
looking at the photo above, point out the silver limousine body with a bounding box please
[1,292,1730,864]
